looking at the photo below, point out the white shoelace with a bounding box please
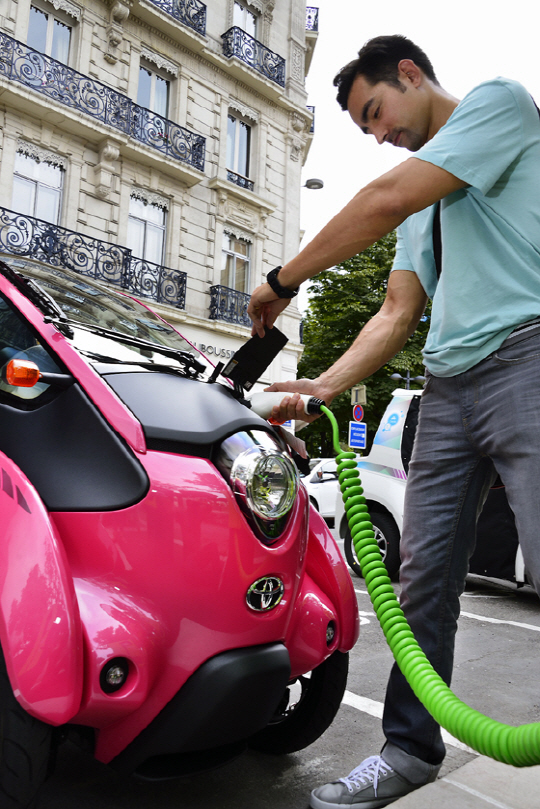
[339,755,393,796]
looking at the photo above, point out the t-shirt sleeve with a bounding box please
[414,80,525,195]
[391,226,414,272]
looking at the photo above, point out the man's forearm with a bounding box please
[278,183,403,290]
[314,270,427,402]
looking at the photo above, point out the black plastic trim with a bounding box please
[104,373,273,457]
[110,643,291,775]
[0,382,149,511]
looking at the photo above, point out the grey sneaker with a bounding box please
[309,754,426,809]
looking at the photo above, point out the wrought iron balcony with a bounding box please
[226,170,254,192]
[146,0,206,36]
[0,32,205,172]
[0,206,186,308]
[221,27,285,88]
[209,284,250,328]
[306,7,319,32]
[307,105,315,133]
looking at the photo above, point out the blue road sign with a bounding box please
[353,404,364,422]
[349,421,367,449]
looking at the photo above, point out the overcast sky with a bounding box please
[297,0,540,310]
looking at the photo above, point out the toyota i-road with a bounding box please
[0,259,359,808]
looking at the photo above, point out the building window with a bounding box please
[233,1,257,37]
[12,151,64,224]
[137,65,170,118]
[27,4,71,62]
[227,114,251,180]
[221,233,251,293]
[127,196,167,266]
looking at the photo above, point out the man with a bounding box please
[247,35,540,809]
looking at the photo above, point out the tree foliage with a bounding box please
[297,232,429,457]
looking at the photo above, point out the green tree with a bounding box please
[297,232,429,457]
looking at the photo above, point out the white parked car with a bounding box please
[303,458,339,526]
[336,388,527,587]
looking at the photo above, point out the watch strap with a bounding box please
[266,266,299,299]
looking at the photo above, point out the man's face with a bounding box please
[347,72,431,152]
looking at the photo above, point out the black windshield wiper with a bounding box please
[0,264,74,336]
[72,323,206,377]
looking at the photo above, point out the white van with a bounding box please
[336,388,527,588]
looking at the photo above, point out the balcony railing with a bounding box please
[307,105,315,133]
[221,27,285,88]
[226,170,254,192]
[209,284,250,327]
[306,7,319,32]
[0,207,186,308]
[0,33,205,172]
[146,0,207,36]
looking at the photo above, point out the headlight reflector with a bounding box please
[231,447,297,520]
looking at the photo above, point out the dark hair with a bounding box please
[333,35,439,111]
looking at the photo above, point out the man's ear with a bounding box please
[397,59,422,87]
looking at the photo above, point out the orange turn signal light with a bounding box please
[5,359,42,388]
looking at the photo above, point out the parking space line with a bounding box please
[442,777,513,808]
[342,691,477,755]
[461,611,540,632]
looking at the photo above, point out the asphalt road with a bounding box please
[36,535,540,809]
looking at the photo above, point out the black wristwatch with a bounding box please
[266,266,299,299]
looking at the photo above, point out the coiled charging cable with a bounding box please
[321,405,540,766]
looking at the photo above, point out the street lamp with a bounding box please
[390,371,426,390]
[303,178,324,190]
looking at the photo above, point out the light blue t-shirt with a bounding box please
[393,78,540,377]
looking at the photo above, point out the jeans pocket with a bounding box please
[494,332,540,365]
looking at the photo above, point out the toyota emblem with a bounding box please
[246,576,284,612]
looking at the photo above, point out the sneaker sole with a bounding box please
[310,789,399,809]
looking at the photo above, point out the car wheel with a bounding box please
[344,511,401,581]
[249,650,349,754]
[309,497,319,511]
[0,647,53,809]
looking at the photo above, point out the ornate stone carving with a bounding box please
[291,43,304,82]
[105,0,132,64]
[140,47,178,76]
[94,139,121,199]
[130,188,169,210]
[229,97,259,122]
[16,139,67,169]
[224,225,252,242]
[49,0,81,20]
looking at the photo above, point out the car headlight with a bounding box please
[231,447,297,520]
[215,430,298,543]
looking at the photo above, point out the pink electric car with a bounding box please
[0,258,359,808]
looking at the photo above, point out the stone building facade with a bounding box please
[0,0,318,386]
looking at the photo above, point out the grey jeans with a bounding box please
[382,330,540,766]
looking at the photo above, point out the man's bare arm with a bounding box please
[264,270,428,423]
[248,157,464,337]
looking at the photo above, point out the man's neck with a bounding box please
[427,86,460,141]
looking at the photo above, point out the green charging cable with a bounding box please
[321,404,540,767]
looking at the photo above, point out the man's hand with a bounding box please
[247,283,291,337]
[264,378,332,424]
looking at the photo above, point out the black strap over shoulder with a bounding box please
[432,96,540,282]
[433,201,442,280]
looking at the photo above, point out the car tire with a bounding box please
[309,497,319,511]
[344,511,401,582]
[0,647,53,809]
[249,650,349,754]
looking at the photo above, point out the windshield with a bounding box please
[2,260,213,376]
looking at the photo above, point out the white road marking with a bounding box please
[342,691,477,755]
[461,611,540,632]
[442,777,513,808]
